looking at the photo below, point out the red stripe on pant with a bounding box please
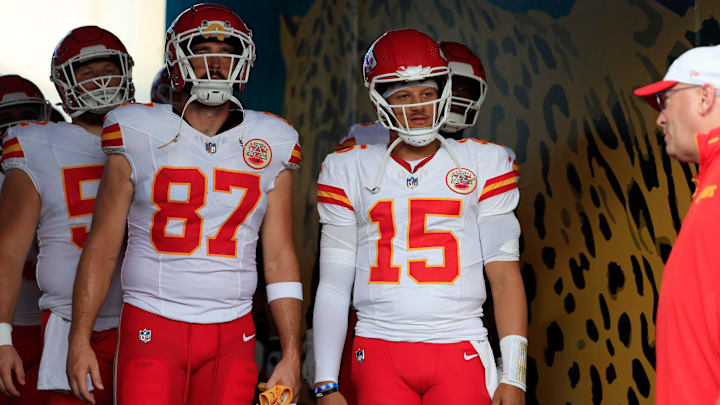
[350,336,492,405]
[40,311,117,405]
[115,304,258,405]
[0,324,43,405]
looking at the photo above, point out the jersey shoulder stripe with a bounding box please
[289,144,302,165]
[317,183,353,210]
[101,123,123,148]
[1,137,24,162]
[479,170,519,202]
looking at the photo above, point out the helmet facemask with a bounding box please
[52,49,134,118]
[167,20,255,107]
[369,66,452,146]
[0,100,51,134]
[442,63,487,134]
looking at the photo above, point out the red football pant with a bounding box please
[338,310,357,404]
[350,337,491,405]
[115,304,258,405]
[40,311,117,405]
[0,325,43,405]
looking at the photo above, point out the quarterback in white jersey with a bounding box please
[319,139,517,341]
[313,29,527,405]
[0,26,133,405]
[68,5,303,405]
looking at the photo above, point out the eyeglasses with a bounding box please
[655,85,700,110]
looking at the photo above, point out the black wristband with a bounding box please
[315,387,339,398]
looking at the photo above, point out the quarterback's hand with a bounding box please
[492,383,525,405]
[0,345,24,397]
[266,356,301,402]
[317,391,348,405]
[67,341,103,404]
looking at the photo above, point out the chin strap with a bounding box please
[437,135,475,184]
[365,134,472,194]
[157,93,244,150]
[365,136,403,194]
[158,93,196,149]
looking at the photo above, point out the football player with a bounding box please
[306,40,515,404]
[0,74,50,405]
[0,27,132,405]
[313,29,527,405]
[67,4,303,404]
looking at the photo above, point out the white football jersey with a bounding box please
[337,122,389,149]
[2,122,123,330]
[0,172,41,326]
[317,139,519,343]
[337,121,519,171]
[103,103,301,324]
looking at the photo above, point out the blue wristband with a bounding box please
[315,382,339,394]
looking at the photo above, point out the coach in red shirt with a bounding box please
[635,45,720,404]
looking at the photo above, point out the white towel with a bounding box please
[469,340,499,399]
[37,312,94,392]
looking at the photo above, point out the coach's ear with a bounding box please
[699,83,717,116]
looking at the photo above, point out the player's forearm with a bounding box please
[486,261,527,338]
[69,243,118,342]
[269,297,302,361]
[0,254,24,324]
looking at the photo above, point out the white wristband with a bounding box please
[499,334,527,392]
[267,282,303,303]
[0,323,12,347]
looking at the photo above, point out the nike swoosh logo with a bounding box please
[464,352,479,360]
[243,333,255,342]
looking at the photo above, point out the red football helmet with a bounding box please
[165,3,255,107]
[0,75,52,133]
[363,29,451,146]
[51,26,134,117]
[151,67,181,108]
[439,41,488,133]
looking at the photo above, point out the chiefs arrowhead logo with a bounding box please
[243,138,272,169]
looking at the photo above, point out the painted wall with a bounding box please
[164,1,718,403]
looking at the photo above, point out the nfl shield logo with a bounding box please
[139,329,151,343]
[407,176,418,189]
[355,348,364,363]
[205,142,217,154]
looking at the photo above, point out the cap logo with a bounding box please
[202,22,227,41]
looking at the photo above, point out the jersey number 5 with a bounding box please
[150,167,261,257]
[368,199,461,284]
[62,165,105,249]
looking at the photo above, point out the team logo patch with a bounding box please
[407,176,418,189]
[243,139,272,169]
[446,168,477,194]
[355,348,364,363]
[205,141,217,154]
[139,328,152,343]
